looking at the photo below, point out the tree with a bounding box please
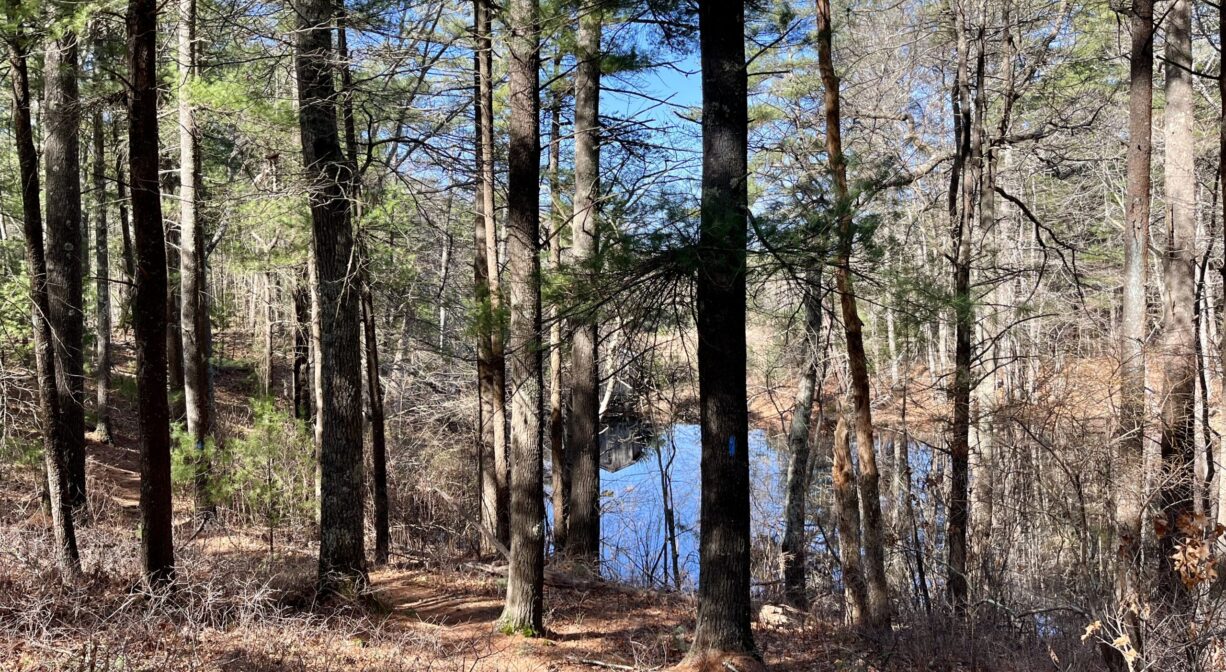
[472,0,510,552]
[44,1,87,511]
[946,0,981,612]
[179,0,216,517]
[1156,0,1196,606]
[1110,0,1152,665]
[546,50,568,553]
[566,0,602,564]
[816,0,889,629]
[7,7,82,577]
[128,0,176,585]
[295,0,367,588]
[686,0,756,660]
[336,13,390,567]
[781,271,820,609]
[92,111,113,446]
[497,0,545,633]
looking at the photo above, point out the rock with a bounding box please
[758,603,805,629]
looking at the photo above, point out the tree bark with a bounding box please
[128,0,176,586]
[473,0,510,550]
[294,0,366,588]
[92,111,113,446]
[782,272,821,609]
[546,52,568,553]
[293,272,312,421]
[566,1,602,565]
[1111,0,1152,665]
[687,0,757,658]
[946,0,981,613]
[832,412,869,624]
[360,245,390,565]
[7,14,82,578]
[472,0,502,557]
[816,0,890,630]
[179,0,216,517]
[1157,0,1197,608]
[497,0,544,634]
[44,13,87,511]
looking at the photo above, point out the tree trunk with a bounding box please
[7,14,82,577]
[360,245,390,565]
[547,52,568,553]
[44,15,87,511]
[472,0,501,557]
[1111,0,1152,665]
[92,111,113,445]
[179,0,216,517]
[293,272,312,421]
[294,0,366,588]
[473,0,510,550]
[497,0,545,634]
[1157,0,1197,608]
[128,0,176,585]
[816,0,890,630]
[114,121,135,284]
[832,412,869,624]
[1218,0,1226,556]
[687,0,757,658]
[946,0,981,613]
[567,0,602,565]
[782,272,821,609]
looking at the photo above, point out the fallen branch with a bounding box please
[566,655,660,671]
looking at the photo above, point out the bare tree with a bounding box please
[1156,0,1197,606]
[1110,0,1152,666]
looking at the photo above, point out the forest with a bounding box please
[0,0,1223,669]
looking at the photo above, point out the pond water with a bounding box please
[550,423,940,592]
[594,424,784,588]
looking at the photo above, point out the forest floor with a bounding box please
[0,339,1083,671]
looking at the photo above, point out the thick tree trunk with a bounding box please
[128,0,176,585]
[1111,0,1152,665]
[816,0,890,630]
[687,0,757,659]
[44,17,87,511]
[567,2,602,565]
[92,111,113,445]
[179,0,215,517]
[1157,0,1197,608]
[294,0,366,588]
[471,0,501,556]
[7,17,82,577]
[498,0,545,633]
[782,273,821,609]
